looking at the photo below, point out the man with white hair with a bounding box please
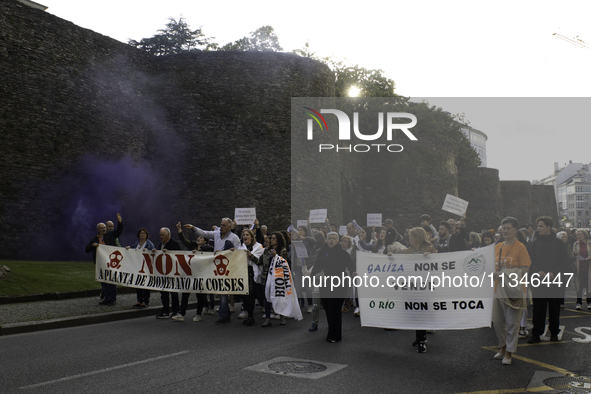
[185,218,241,324]
[154,227,181,319]
[85,213,123,306]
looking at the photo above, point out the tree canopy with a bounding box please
[128,17,215,55]
[219,26,283,52]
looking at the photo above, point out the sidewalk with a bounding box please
[0,292,197,336]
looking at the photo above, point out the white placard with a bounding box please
[339,226,348,236]
[442,194,469,217]
[357,245,495,330]
[309,209,327,224]
[291,240,308,258]
[235,208,256,225]
[367,213,382,227]
[297,220,308,229]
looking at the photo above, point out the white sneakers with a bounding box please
[172,313,184,321]
[238,310,248,319]
[193,315,202,322]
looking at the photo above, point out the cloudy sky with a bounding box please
[41,0,591,182]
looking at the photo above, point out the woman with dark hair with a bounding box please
[236,229,264,326]
[293,225,316,312]
[126,228,155,308]
[404,227,437,353]
[261,232,289,327]
[358,226,375,252]
[371,228,387,254]
[492,217,531,365]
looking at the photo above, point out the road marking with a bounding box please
[455,386,553,393]
[19,351,190,390]
[482,346,573,375]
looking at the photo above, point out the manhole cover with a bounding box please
[268,361,328,374]
[544,376,591,393]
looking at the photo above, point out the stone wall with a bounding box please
[0,0,558,260]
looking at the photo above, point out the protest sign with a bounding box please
[339,226,348,236]
[309,209,327,224]
[292,240,308,258]
[442,194,469,217]
[235,207,256,225]
[367,213,382,227]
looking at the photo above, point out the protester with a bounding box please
[304,232,356,343]
[492,217,531,365]
[125,227,155,308]
[235,229,264,326]
[85,213,123,306]
[573,229,591,310]
[261,232,289,327]
[528,217,568,344]
[185,218,241,324]
[153,227,182,319]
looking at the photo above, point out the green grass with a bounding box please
[0,260,100,297]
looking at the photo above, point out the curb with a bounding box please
[0,287,137,305]
[0,301,198,336]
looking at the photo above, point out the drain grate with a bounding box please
[268,361,327,374]
[544,376,591,393]
[245,356,347,380]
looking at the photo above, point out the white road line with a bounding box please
[19,351,190,390]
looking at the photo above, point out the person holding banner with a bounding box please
[492,217,531,365]
[185,218,241,324]
[125,227,155,308]
[404,227,437,353]
[235,229,264,326]
[153,227,183,319]
[305,232,356,343]
[85,213,123,306]
[261,232,289,327]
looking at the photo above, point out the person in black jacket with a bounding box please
[85,213,123,306]
[435,221,468,253]
[528,216,569,343]
[153,227,182,319]
[305,232,356,343]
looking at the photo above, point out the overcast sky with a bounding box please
[40,0,591,182]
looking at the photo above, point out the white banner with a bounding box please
[442,194,469,217]
[339,225,348,236]
[96,245,248,294]
[367,213,382,227]
[357,245,495,330]
[309,209,327,224]
[235,207,257,225]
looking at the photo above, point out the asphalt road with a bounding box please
[2,299,591,394]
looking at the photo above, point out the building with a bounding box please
[534,161,591,228]
[460,124,488,167]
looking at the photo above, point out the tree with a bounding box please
[219,26,283,52]
[128,17,216,56]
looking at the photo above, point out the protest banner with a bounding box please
[265,255,303,320]
[339,225,348,236]
[235,207,257,225]
[442,194,469,217]
[292,241,308,258]
[96,245,248,294]
[309,209,327,224]
[357,245,495,330]
[367,213,382,227]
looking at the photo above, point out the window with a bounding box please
[577,195,584,201]
[577,202,585,209]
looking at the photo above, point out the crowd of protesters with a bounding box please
[86,211,585,361]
